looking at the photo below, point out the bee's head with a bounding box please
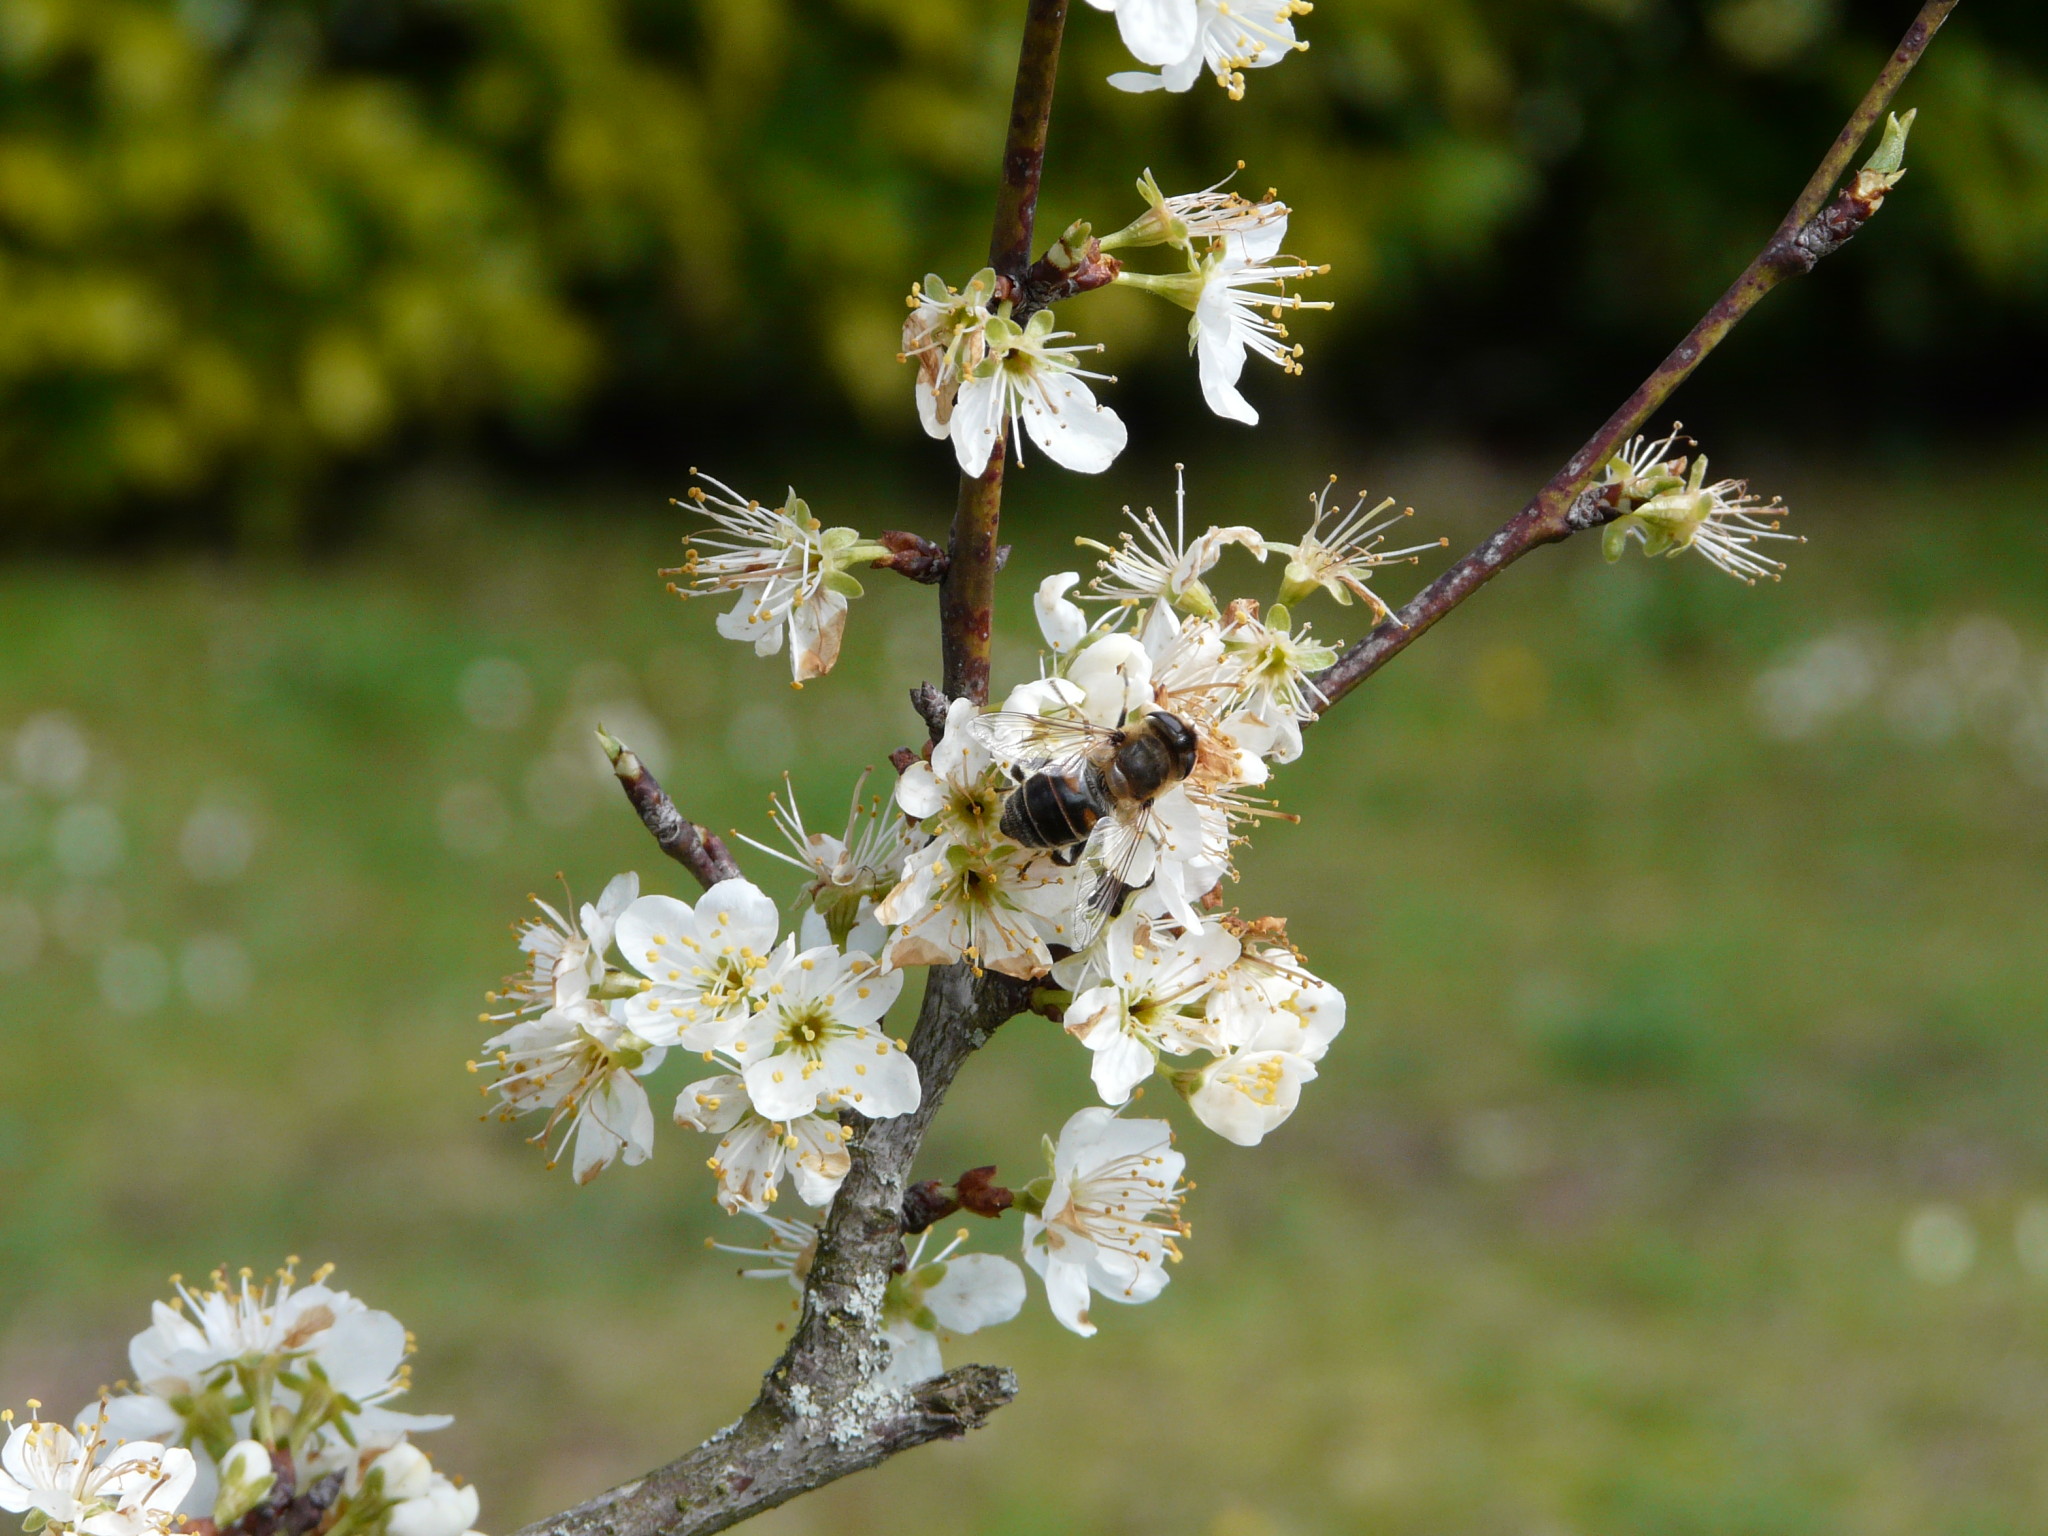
[1146,710,1199,776]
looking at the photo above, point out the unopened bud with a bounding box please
[1861,108,1916,180]
[955,1165,1015,1218]
[213,1441,276,1528]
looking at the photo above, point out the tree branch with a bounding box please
[508,965,1035,1536]
[598,729,741,890]
[1311,0,1957,713]
[522,15,1076,1536]
[941,0,1070,706]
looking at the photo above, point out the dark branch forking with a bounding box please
[520,4,1957,1534]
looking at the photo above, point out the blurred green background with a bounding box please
[0,0,2043,540]
[6,1,2048,1534]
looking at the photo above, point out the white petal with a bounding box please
[742,1051,820,1121]
[1114,0,1199,66]
[924,1253,1026,1334]
[1021,375,1127,475]
[1087,1027,1157,1106]
[949,373,1006,476]
[696,878,782,955]
[1041,1255,1098,1336]
[673,1073,751,1134]
[1034,571,1089,653]
[789,589,848,682]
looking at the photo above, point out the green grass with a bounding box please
[4,447,2048,1536]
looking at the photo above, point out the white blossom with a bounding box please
[665,472,884,682]
[893,697,1004,845]
[1184,940,1346,1145]
[1100,168,1292,256]
[1056,911,1240,1104]
[1273,479,1442,616]
[947,310,1127,477]
[98,1262,451,1515]
[487,873,638,1024]
[612,879,781,1049]
[877,835,1079,977]
[1077,468,1266,617]
[479,1000,663,1183]
[365,1446,480,1536]
[1107,0,1310,98]
[1184,1048,1317,1145]
[1218,602,1338,763]
[0,1411,194,1536]
[1022,1108,1187,1337]
[728,942,914,1121]
[903,268,997,438]
[674,1072,852,1212]
[877,1232,1026,1389]
[1603,451,1800,584]
[734,773,913,955]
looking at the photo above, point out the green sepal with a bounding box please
[821,570,866,599]
[1601,520,1632,564]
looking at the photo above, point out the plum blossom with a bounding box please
[1023,1108,1188,1337]
[733,773,912,955]
[877,835,1078,977]
[1182,939,1346,1145]
[479,999,664,1183]
[1273,479,1443,616]
[1077,468,1266,618]
[728,942,913,1120]
[946,310,1127,477]
[673,1072,852,1212]
[903,268,997,439]
[1601,450,1799,584]
[1099,168,1292,256]
[894,697,1005,845]
[1055,911,1240,1103]
[488,873,638,1024]
[0,1410,194,1536]
[664,472,887,682]
[361,1444,480,1536]
[877,1232,1027,1388]
[95,1262,451,1515]
[1118,212,1330,425]
[1218,602,1338,763]
[612,879,781,1049]
[1107,0,1311,98]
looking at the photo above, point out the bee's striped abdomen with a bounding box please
[1000,769,1104,849]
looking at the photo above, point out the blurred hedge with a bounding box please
[0,0,2042,537]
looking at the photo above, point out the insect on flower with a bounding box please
[971,699,1201,945]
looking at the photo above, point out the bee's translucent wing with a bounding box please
[971,710,1115,777]
[1068,800,1162,952]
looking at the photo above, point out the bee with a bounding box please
[970,706,1201,939]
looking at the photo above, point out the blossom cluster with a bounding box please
[3,1263,474,1536]
[903,170,1330,480]
[477,467,1440,1362]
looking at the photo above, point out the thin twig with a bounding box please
[597,729,741,889]
[941,0,1071,705]
[1313,0,1957,712]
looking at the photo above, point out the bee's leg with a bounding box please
[1009,765,1027,783]
[1051,843,1084,867]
